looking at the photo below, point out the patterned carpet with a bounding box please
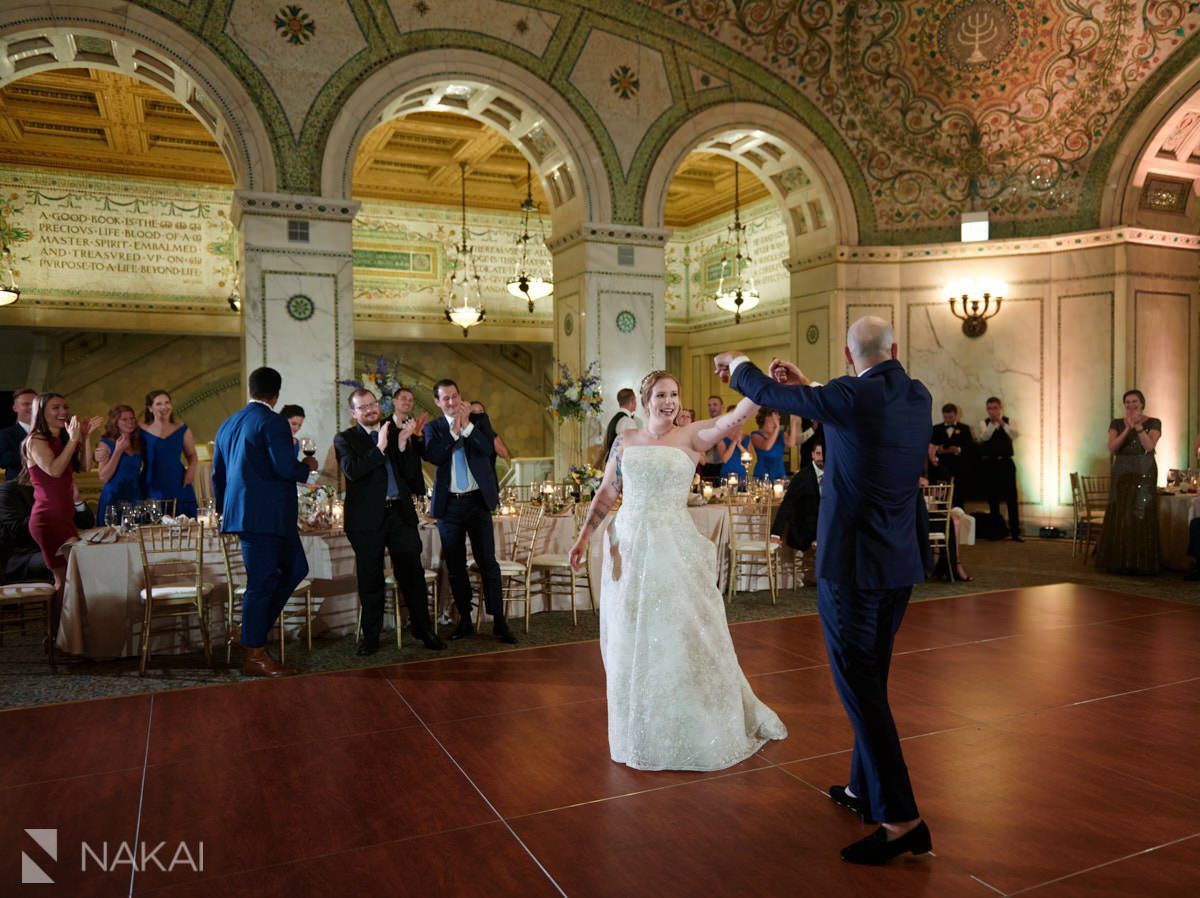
[1,535,1194,710]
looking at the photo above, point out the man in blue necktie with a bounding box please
[422,378,513,643]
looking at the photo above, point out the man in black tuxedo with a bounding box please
[928,403,973,504]
[603,387,641,462]
[422,378,515,644]
[335,388,444,655]
[770,443,823,551]
[0,388,36,481]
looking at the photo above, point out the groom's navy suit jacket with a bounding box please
[733,359,931,589]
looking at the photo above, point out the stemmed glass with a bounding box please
[299,437,316,459]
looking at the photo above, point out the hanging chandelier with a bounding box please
[506,162,553,313]
[713,160,759,324]
[444,161,486,336]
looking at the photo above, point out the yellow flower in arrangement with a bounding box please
[545,361,603,424]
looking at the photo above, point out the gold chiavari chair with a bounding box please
[530,502,596,626]
[474,502,543,632]
[921,481,955,581]
[726,489,780,603]
[219,532,313,663]
[370,536,443,643]
[0,582,57,666]
[1077,474,1110,563]
[136,522,214,676]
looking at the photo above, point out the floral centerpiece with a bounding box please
[545,361,603,423]
[338,356,408,416]
[567,464,603,497]
[298,483,342,531]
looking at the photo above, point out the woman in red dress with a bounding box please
[23,393,102,637]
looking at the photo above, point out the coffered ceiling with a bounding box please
[0,69,764,229]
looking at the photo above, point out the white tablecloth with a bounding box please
[1158,492,1200,571]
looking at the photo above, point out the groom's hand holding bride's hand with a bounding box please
[712,350,745,383]
[768,358,809,386]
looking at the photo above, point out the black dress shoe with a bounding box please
[493,625,518,645]
[828,785,876,824]
[356,640,379,657]
[418,632,446,651]
[1011,534,1025,543]
[449,620,475,641]
[841,822,932,865]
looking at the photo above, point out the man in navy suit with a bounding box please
[716,316,932,865]
[422,378,515,644]
[212,367,317,677]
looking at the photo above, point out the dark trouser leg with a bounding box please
[436,507,473,617]
[239,533,286,648]
[983,460,1002,518]
[818,578,919,824]
[1001,459,1021,537]
[463,495,504,622]
[347,529,386,642]
[771,480,800,545]
[384,506,432,635]
[1189,518,1200,560]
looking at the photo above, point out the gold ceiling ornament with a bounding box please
[945,276,1006,337]
[713,161,759,324]
[506,161,553,313]
[443,162,485,336]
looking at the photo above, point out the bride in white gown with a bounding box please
[569,371,786,771]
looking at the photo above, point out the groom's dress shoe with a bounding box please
[449,620,475,641]
[829,784,876,824]
[418,631,447,651]
[841,822,932,865]
[356,639,379,657]
[493,624,518,645]
[241,646,298,678]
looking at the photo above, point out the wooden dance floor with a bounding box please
[4,583,1200,897]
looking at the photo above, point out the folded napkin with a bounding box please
[159,514,192,525]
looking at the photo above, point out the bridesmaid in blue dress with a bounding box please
[750,409,799,481]
[717,404,753,486]
[94,404,145,524]
[141,389,198,517]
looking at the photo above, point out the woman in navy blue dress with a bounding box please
[717,404,753,487]
[94,404,145,525]
[141,389,198,517]
[750,409,801,481]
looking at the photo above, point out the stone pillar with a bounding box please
[549,224,671,475]
[233,191,359,471]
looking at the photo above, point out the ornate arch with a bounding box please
[641,103,860,249]
[321,50,612,230]
[0,8,275,191]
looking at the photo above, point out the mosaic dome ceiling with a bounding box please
[647,0,1200,236]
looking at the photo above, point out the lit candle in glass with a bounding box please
[772,480,784,499]
[331,499,344,528]
[702,483,714,501]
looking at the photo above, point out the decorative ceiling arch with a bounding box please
[0,16,274,191]
[320,50,612,231]
[643,102,858,249]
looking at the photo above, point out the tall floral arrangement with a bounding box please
[545,361,603,423]
[338,356,408,416]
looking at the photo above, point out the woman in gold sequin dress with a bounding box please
[569,371,786,771]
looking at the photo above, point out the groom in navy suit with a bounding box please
[717,316,933,865]
[422,377,514,644]
[212,367,317,677]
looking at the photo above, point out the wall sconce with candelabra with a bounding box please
[945,277,1005,338]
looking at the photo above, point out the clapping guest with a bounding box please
[141,389,199,517]
[750,409,794,481]
[1096,389,1161,575]
[979,397,1022,541]
[23,393,102,635]
[469,401,509,460]
[336,390,444,654]
[675,408,695,426]
[94,404,145,525]
[0,388,36,481]
[279,404,305,457]
[718,404,752,486]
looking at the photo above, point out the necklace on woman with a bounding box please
[647,424,674,440]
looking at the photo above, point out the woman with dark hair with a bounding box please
[750,408,795,481]
[141,389,198,517]
[22,393,102,632]
[1096,389,1161,575]
[279,404,305,457]
[94,404,145,525]
[718,403,752,486]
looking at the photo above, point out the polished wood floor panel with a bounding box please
[510,766,993,898]
[380,640,606,723]
[0,769,142,898]
[136,822,562,898]
[134,727,496,891]
[429,698,769,819]
[147,668,421,766]
[0,694,150,789]
[5,584,1199,897]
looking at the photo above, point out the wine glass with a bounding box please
[299,437,316,459]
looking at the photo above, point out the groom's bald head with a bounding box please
[846,316,896,372]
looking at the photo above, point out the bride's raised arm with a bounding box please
[568,433,625,570]
[693,397,758,453]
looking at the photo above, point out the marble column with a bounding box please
[233,191,359,472]
[549,224,670,475]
